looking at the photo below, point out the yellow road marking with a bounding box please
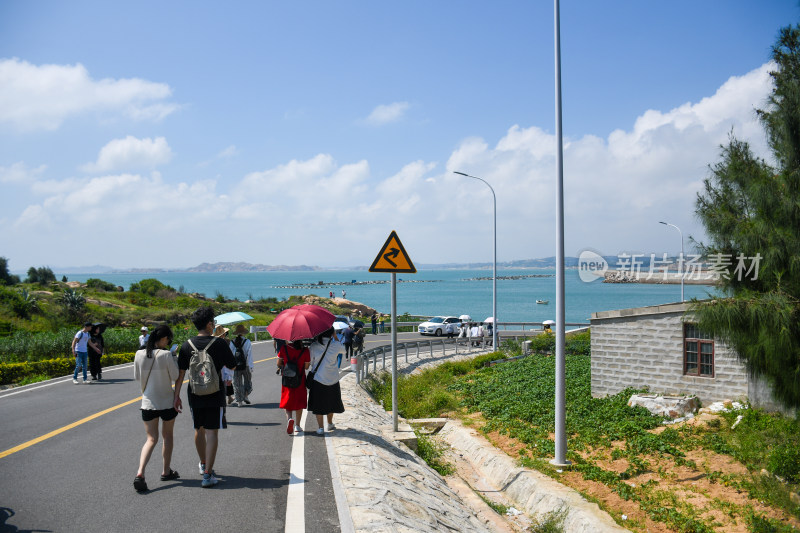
[0,355,278,460]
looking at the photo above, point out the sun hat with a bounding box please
[213,325,230,337]
[140,326,148,331]
[234,324,247,335]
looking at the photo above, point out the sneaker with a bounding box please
[286,419,294,434]
[198,462,205,475]
[201,473,218,488]
[328,423,336,431]
[231,401,239,407]
[316,428,324,435]
[83,379,90,384]
[243,398,251,405]
[73,379,79,384]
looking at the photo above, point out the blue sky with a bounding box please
[1,1,797,271]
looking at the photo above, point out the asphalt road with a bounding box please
[0,340,344,533]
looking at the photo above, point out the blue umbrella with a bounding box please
[214,311,254,326]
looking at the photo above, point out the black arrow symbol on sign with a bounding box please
[383,248,399,267]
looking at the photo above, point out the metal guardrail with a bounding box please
[352,331,560,383]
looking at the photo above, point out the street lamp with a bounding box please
[659,221,685,302]
[453,171,498,350]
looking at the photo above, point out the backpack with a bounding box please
[233,337,247,370]
[280,346,303,389]
[187,337,220,396]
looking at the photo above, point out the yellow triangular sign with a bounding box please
[369,231,416,273]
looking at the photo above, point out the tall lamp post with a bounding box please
[659,221,685,302]
[454,171,498,350]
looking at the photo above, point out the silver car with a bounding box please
[418,316,461,336]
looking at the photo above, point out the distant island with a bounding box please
[36,255,689,275]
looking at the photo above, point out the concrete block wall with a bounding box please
[590,302,749,406]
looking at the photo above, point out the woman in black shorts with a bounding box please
[132,325,180,492]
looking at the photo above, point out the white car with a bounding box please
[418,316,461,336]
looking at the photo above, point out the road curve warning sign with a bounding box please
[369,231,416,273]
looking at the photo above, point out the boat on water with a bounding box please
[536,299,549,304]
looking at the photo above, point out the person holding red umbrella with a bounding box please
[268,304,335,435]
[276,340,311,434]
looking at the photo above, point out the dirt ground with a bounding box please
[459,413,800,532]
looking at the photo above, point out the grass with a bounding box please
[362,330,800,532]
[17,373,51,386]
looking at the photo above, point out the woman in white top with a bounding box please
[132,325,180,492]
[307,327,346,435]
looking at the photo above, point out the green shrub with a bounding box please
[0,352,136,384]
[130,278,175,296]
[86,278,118,291]
[767,444,800,483]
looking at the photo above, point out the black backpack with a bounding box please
[233,337,247,370]
[280,346,303,389]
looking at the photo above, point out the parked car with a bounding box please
[418,316,461,336]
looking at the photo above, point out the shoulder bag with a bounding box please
[306,337,333,389]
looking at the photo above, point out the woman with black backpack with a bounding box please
[276,339,310,435]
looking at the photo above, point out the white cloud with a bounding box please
[0,58,178,131]
[218,145,239,158]
[364,102,410,125]
[1,63,774,268]
[81,136,173,173]
[0,162,46,183]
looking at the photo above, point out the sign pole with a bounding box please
[368,229,415,434]
[391,272,398,432]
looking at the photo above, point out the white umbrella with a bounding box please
[459,314,472,321]
[333,321,349,331]
[483,317,494,323]
[542,319,556,326]
[214,311,254,326]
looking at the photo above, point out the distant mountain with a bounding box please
[185,262,322,272]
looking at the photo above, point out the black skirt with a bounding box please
[308,380,344,415]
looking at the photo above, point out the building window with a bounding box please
[684,323,714,377]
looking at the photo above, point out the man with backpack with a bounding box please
[229,324,253,407]
[173,306,236,488]
[71,322,93,384]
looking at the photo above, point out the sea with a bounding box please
[65,269,719,325]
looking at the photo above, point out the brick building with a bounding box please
[590,302,790,413]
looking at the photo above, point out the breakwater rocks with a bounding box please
[463,274,554,281]
[271,279,440,289]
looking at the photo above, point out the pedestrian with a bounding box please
[138,326,149,349]
[87,324,105,381]
[352,325,365,357]
[229,324,254,406]
[276,339,310,435]
[214,327,235,405]
[71,322,92,384]
[329,291,333,299]
[371,313,377,335]
[485,321,494,346]
[379,316,385,333]
[173,306,236,488]
[308,327,345,435]
[133,325,180,492]
[341,324,355,359]
[341,289,346,299]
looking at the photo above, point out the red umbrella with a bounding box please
[267,304,336,341]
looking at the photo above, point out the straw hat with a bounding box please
[213,325,230,337]
[234,324,248,335]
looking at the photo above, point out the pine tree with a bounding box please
[694,25,800,408]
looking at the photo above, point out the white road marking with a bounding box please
[326,425,355,533]
[284,410,307,533]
